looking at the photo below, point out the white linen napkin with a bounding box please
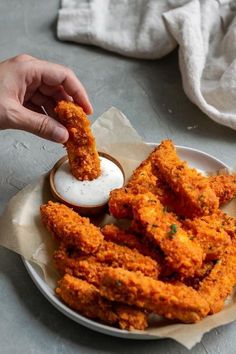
[58,0,236,130]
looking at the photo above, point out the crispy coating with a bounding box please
[109,148,175,219]
[152,140,219,217]
[115,305,148,330]
[199,240,236,314]
[219,213,236,238]
[101,224,163,263]
[109,143,235,220]
[57,274,117,323]
[100,268,210,323]
[209,174,236,205]
[43,137,236,329]
[109,188,134,219]
[40,201,103,254]
[54,247,104,285]
[177,261,215,289]
[131,193,204,277]
[96,240,158,277]
[54,237,159,279]
[56,274,148,330]
[184,213,232,261]
[55,101,100,180]
[124,153,158,195]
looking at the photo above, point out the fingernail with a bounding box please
[86,102,93,115]
[52,127,68,143]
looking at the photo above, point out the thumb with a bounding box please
[11,104,69,143]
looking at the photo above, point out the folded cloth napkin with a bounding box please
[58,0,236,130]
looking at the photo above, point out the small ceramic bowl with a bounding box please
[50,152,125,216]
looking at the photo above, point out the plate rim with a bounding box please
[22,143,230,340]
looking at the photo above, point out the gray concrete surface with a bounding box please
[0,1,236,353]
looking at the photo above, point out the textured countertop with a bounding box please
[1,1,236,353]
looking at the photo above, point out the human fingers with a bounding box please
[38,84,72,102]
[31,60,93,114]
[9,102,69,143]
[24,98,56,119]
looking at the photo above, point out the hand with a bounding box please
[0,54,93,143]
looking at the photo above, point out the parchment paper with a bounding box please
[0,107,236,349]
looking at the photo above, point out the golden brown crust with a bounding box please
[184,213,232,261]
[152,140,219,217]
[56,274,148,330]
[55,101,100,180]
[108,148,162,219]
[109,188,134,219]
[54,237,159,279]
[41,138,236,330]
[40,201,103,254]
[209,174,236,205]
[101,224,163,264]
[131,193,204,277]
[199,240,236,314]
[57,274,117,323]
[54,247,104,285]
[100,268,210,323]
[109,142,236,221]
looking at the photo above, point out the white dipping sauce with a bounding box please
[54,157,124,207]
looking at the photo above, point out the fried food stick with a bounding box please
[175,261,215,289]
[109,188,134,219]
[109,149,161,219]
[40,201,103,254]
[184,213,232,261]
[56,274,148,330]
[96,240,159,277]
[55,101,100,180]
[208,174,236,205]
[101,224,163,262]
[199,240,236,314]
[54,235,159,279]
[219,213,236,238]
[109,148,174,219]
[54,247,104,285]
[152,140,219,217]
[99,268,210,323]
[109,144,232,220]
[131,193,204,277]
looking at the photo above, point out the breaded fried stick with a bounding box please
[109,149,161,219]
[184,213,232,261]
[95,240,159,277]
[109,144,232,220]
[54,235,159,279]
[100,268,210,323]
[131,193,204,277]
[57,274,148,330]
[40,201,103,254]
[55,101,100,180]
[152,140,219,217]
[208,174,236,205]
[199,239,236,314]
[219,212,236,238]
[101,224,163,262]
[109,188,134,219]
[109,148,173,219]
[54,247,104,286]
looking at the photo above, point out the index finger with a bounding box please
[32,60,93,114]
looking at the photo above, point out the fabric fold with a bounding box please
[58,0,236,130]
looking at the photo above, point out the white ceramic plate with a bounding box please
[22,144,230,340]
